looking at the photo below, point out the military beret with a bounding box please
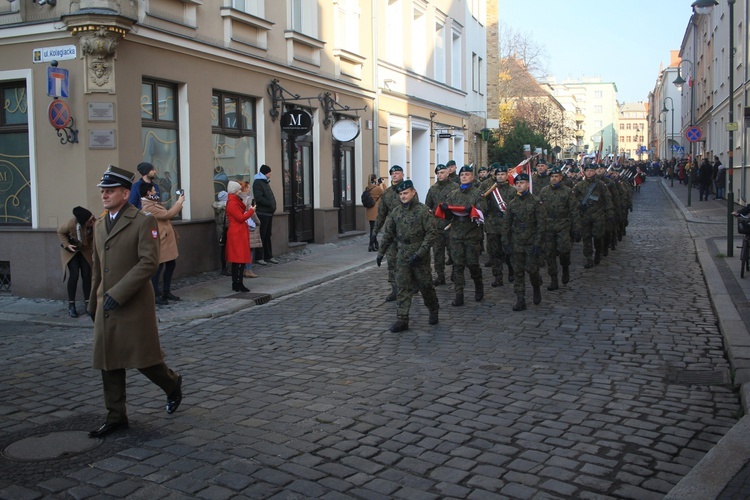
[537,159,547,165]
[584,163,597,170]
[389,165,403,174]
[490,162,501,170]
[435,163,447,173]
[459,165,473,174]
[478,166,488,172]
[496,165,508,173]
[516,173,530,182]
[98,165,135,189]
[446,160,457,167]
[549,166,563,175]
[395,179,414,192]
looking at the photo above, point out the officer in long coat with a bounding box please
[87,165,183,438]
[377,180,439,332]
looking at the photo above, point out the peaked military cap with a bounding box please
[459,165,473,174]
[395,179,414,192]
[389,165,403,174]
[97,165,135,189]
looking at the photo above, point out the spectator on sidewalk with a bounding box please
[140,182,185,305]
[239,181,261,279]
[698,158,713,201]
[212,191,230,276]
[714,156,726,200]
[253,164,278,265]
[57,206,95,317]
[226,180,255,292]
[129,162,160,210]
[365,174,385,251]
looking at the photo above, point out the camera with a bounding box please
[175,189,185,196]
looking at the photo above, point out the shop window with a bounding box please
[211,91,257,198]
[0,82,30,226]
[141,80,181,211]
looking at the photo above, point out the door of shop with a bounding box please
[283,135,314,242]
[335,142,356,233]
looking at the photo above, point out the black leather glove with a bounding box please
[407,254,421,268]
[376,254,383,267]
[531,245,542,256]
[572,230,582,242]
[440,203,450,213]
[103,293,119,311]
[464,205,472,214]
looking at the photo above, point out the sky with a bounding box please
[498,0,695,103]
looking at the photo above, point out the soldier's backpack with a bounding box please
[361,188,375,208]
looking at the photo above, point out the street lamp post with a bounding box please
[691,0,734,255]
[662,97,674,161]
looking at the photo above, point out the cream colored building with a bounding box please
[0,0,487,298]
[618,102,649,161]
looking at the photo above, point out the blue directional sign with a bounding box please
[47,66,69,98]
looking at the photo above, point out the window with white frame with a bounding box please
[451,28,462,89]
[233,0,264,17]
[386,0,403,66]
[290,0,317,38]
[412,6,426,75]
[335,0,360,54]
[434,19,446,83]
[472,52,478,92]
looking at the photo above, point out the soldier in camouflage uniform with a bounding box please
[596,164,621,256]
[484,165,516,287]
[446,159,460,184]
[532,159,552,194]
[373,165,407,301]
[502,173,546,311]
[538,166,581,290]
[573,163,614,268]
[611,169,632,241]
[424,164,455,286]
[377,180,439,332]
[442,165,487,306]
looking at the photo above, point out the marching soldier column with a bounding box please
[373,159,639,326]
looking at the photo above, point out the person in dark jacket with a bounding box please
[252,164,278,265]
[698,158,713,201]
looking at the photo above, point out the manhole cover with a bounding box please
[4,431,100,461]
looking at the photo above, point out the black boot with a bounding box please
[512,294,526,311]
[561,266,570,284]
[584,258,594,269]
[385,283,397,302]
[452,292,464,307]
[491,274,503,287]
[507,264,514,283]
[533,286,542,305]
[68,301,78,318]
[390,319,409,332]
[474,281,484,302]
[433,276,446,286]
[547,275,559,291]
[231,264,242,291]
[594,252,601,265]
[429,309,439,325]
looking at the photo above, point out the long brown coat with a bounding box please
[141,198,182,263]
[365,183,385,222]
[89,204,164,371]
[57,217,94,281]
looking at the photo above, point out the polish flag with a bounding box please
[434,204,484,224]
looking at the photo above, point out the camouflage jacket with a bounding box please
[532,172,551,194]
[598,175,622,220]
[538,182,580,233]
[572,176,614,221]
[484,182,516,235]
[425,179,456,229]
[502,191,547,248]
[379,198,436,265]
[373,182,404,235]
[444,184,487,241]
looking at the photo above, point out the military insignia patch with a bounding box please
[151,229,158,239]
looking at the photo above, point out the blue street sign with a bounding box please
[47,66,69,98]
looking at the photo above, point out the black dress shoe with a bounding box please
[166,375,183,414]
[155,296,169,306]
[88,421,129,438]
[163,292,181,301]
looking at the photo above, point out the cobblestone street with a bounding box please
[0,180,742,499]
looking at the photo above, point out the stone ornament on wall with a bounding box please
[77,26,123,94]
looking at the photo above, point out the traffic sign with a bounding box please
[48,99,72,130]
[47,66,68,98]
[686,126,702,143]
[726,122,739,131]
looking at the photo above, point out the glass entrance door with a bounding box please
[335,143,356,233]
[282,136,314,242]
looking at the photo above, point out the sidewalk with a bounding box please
[0,234,376,329]
[661,177,750,499]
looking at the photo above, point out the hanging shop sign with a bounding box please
[331,119,360,142]
[280,109,313,136]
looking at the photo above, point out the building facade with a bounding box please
[617,102,649,161]
[0,0,486,298]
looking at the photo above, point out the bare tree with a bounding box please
[497,23,549,79]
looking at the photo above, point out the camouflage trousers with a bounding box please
[580,213,605,258]
[450,238,482,294]
[511,245,542,295]
[385,240,398,283]
[486,232,507,277]
[432,229,451,280]
[395,261,439,320]
[545,226,572,276]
